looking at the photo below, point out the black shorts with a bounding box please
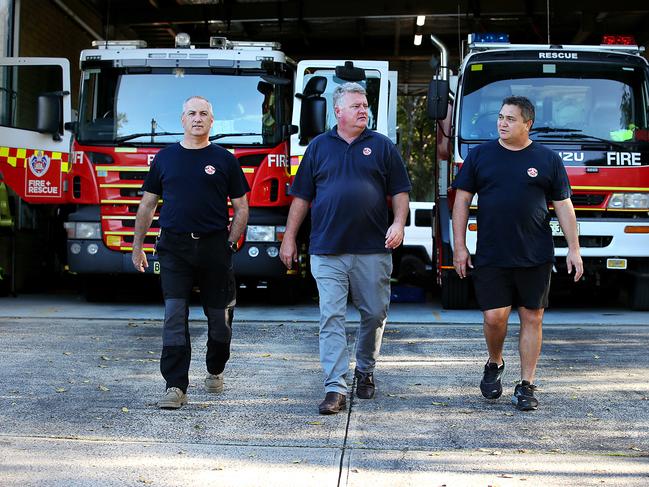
[472,263,553,311]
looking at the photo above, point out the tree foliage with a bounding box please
[397,95,436,201]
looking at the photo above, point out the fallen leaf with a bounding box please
[55,387,67,393]
[431,401,449,407]
[98,385,109,392]
[306,421,322,425]
[121,407,129,413]
[259,353,271,358]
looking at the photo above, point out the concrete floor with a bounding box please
[0,295,648,486]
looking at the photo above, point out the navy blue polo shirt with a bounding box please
[142,143,249,233]
[452,140,571,267]
[290,127,411,254]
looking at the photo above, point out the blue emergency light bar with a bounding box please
[468,33,510,44]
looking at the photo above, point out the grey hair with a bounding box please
[332,82,367,108]
[182,96,214,116]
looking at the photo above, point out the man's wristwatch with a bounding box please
[228,240,239,253]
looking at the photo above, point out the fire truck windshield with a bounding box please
[459,61,649,144]
[77,69,285,146]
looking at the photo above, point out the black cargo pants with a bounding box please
[156,229,236,393]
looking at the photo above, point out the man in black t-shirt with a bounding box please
[132,96,249,409]
[280,82,411,415]
[452,96,583,411]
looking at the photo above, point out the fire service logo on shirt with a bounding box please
[28,151,50,177]
[204,165,216,175]
[363,147,372,156]
[527,167,538,178]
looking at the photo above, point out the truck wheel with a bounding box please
[631,264,649,311]
[441,271,471,309]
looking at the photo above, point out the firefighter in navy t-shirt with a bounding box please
[452,96,583,411]
[132,96,249,409]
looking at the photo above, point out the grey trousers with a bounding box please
[310,253,392,395]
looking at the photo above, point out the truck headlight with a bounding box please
[608,193,649,209]
[246,225,275,242]
[63,222,101,239]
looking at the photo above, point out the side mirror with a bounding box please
[283,124,299,138]
[427,79,449,120]
[37,94,63,140]
[296,76,327,143]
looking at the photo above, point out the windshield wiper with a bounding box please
[529,127,582,134]
[209,132,263,141]
[114,132,184,143]
[535,132,628,150]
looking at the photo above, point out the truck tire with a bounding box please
[631,264,649,311]
[441,271,471,309]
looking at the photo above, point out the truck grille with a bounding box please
[553,236,613,248]
[571,194,605,206]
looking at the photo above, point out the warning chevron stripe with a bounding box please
[0,146,70,172]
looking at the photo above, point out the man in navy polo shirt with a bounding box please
[280,82,411,415]
[452,96,583,411]
[132,96,249,409]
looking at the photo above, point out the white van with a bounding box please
[393,201,434,286]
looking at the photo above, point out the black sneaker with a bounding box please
[512,381,539,411]
[354,368,375,399]
[480,360,505,399]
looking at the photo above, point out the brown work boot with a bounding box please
[354,368,375,399]
[318,392,347,415]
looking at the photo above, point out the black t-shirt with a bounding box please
[289,127,412,254]
[452,140,571,267]
[142,143,249,233]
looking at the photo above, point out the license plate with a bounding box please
[607,258,627,269]
[550,221,579,237]
[153,261,160,274]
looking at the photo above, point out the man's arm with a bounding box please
[228,195,249,243]
[452,189,474,279]
[385,192,409,249]
[553,197,583,282]
[279,197,310,269]
[132,191,159,272]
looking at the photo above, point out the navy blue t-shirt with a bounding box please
[452,140,571,267]
[290,127,412,254]
[142,143,249,233]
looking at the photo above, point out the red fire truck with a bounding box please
[0,35,395,295]
[428,33,649,310]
